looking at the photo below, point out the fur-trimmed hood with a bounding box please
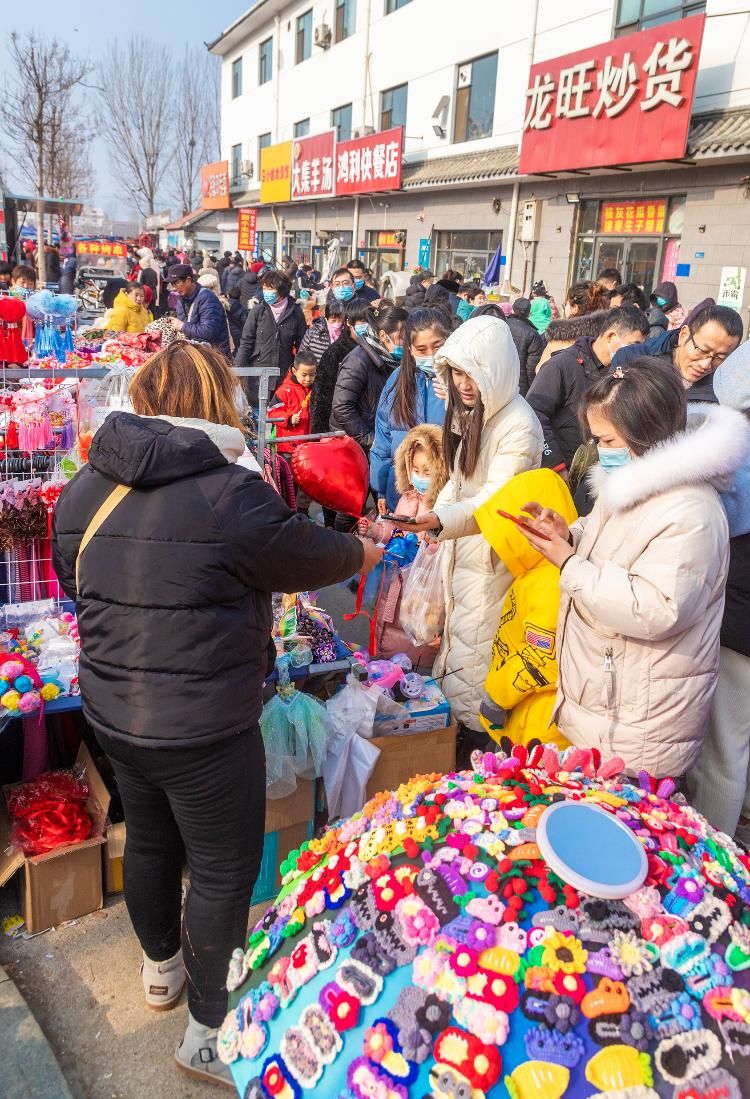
[543,311,608,343]
[393,424,447,508]
[589,403,750,512]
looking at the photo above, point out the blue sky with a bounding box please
[1,1,248,219]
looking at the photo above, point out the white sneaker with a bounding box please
[140,948,185,1011]
[175,1014,235,1090]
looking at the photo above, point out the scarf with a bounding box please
[360,330,400,369]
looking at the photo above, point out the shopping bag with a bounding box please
[399,541,445,647]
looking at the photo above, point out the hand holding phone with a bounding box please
[381,513,414,524]
[497,508,551,540]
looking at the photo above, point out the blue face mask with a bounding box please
[354,322,370,337]
[414,355,435,375]
[263,290,278,304]
[598,445,631,472]
[334,284,355,302]
[655,296,668,307]
[389,344,404,361]
[354,277,365,290]
[411,473,430,495]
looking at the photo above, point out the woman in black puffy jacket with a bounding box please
[330,301,407,529]
[52,343,380,1087]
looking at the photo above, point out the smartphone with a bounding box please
[381,513,415,524]
[496,509,551,540]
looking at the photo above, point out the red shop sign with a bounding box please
[335,127,403,195]
[291,131,336,201]
[237,208,257,251]
[519,14,705,174]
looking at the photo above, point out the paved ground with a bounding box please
[0,576,366,1098]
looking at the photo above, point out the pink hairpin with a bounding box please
[612,366,625,379]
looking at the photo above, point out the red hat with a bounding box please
[250,261,265,274]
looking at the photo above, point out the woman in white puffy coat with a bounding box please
[400,316,544,729]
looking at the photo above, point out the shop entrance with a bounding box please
[363,231,406,281]
[572,196,686,296]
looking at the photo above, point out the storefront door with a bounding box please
[364,231,406,281]
[593,238,659,293]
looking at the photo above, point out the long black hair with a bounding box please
[442,370,486,479]
[392,307,452,430]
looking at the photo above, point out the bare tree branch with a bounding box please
[97,37,175,217]
[171,47,221,216]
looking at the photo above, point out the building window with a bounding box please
[296,10,312,63]
[259,37,273,84]
[453,52,498,144]
[230,143,243,188]
[331,103,353,142]
[335,0,356,43]
[434,230,503,282]
[294,118,311,138]
[231,57,243,99]
[283,230,312,265]
[385,0,412,11]
[258,132,272,166]
[258,230,276,264]
[315,230,353,268]
[380,83,408,130]
[615,0,705,34]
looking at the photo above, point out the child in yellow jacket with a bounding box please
[475,468,577,749]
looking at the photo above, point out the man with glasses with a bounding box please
[167,263,231,356]
[613,303,744,402]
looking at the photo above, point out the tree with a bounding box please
[3,31,93,282]
[172,48,221,216]
[97,37,174,217]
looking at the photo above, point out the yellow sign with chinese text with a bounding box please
[260,142,292,204]
[599,199,666,235]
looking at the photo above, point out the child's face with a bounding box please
[473,292,487,306]
[411,446,432,480]
[293,364,316,388]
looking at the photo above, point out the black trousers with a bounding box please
[95,727,266,1026]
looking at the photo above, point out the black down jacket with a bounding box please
[52,414,363,749]
[310,329,356,435]
[235,297,307,400]
[526,336,607,470]
[330,342,395,452]
[403,276,427,312]
[506,314,544,396]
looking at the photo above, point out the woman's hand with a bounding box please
[392,510,439,533]
[523,527,575,569]
[522,501,570,542]
[377,497,388,516]
[432,378,448,401]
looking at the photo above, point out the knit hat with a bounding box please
[250,261,266,274]
[713,339,750,411]
[529,297,552,334]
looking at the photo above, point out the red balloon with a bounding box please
[291,435,369,515]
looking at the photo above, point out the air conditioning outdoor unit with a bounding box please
[314,23,332,48]
[241,160,254,179]
[457,64,472,88]
[395,231,406,244]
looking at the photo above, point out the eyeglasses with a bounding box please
[688,331,729,367]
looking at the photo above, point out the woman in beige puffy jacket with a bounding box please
[523,358,750,778]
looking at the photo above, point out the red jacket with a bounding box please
[267,375,312,454]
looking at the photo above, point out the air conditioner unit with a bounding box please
[395,231,406,244]
[457,64,472,88]
[241,160,254,179]
[314,23,332,48]
[519,199,542,243]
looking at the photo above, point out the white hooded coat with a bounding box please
[432,316,544,727]
[556,402,750,777]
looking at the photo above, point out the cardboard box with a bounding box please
[366,725,457,801]
[102,778,316,898]
[0,744,107,934]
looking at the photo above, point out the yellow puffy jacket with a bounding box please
[475,468,577,748]
[103,290,150,334]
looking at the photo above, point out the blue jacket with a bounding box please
[175,286,231,356]
[369,366,447,510]
[611,328,718,403]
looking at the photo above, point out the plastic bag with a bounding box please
[323,677,384,817]
[5,767,104,856]
[261,689,332,799]
[399,541,445,647]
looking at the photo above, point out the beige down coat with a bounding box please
[432,316,544,728]
[555,402,750,778]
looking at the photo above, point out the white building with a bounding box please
[209,0,750,318]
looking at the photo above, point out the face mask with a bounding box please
[414,355,435,375]
[334,285,354,302]
[391,345,404,361]
[655,296,668,307]
[327,321,343,339]
[354,277,365,290]
[299,289,310,299]
[597,445,631,472]
[411,473,430,495]
[606,334,622,360]
[354,322,370,337]
[263,290,278,304]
